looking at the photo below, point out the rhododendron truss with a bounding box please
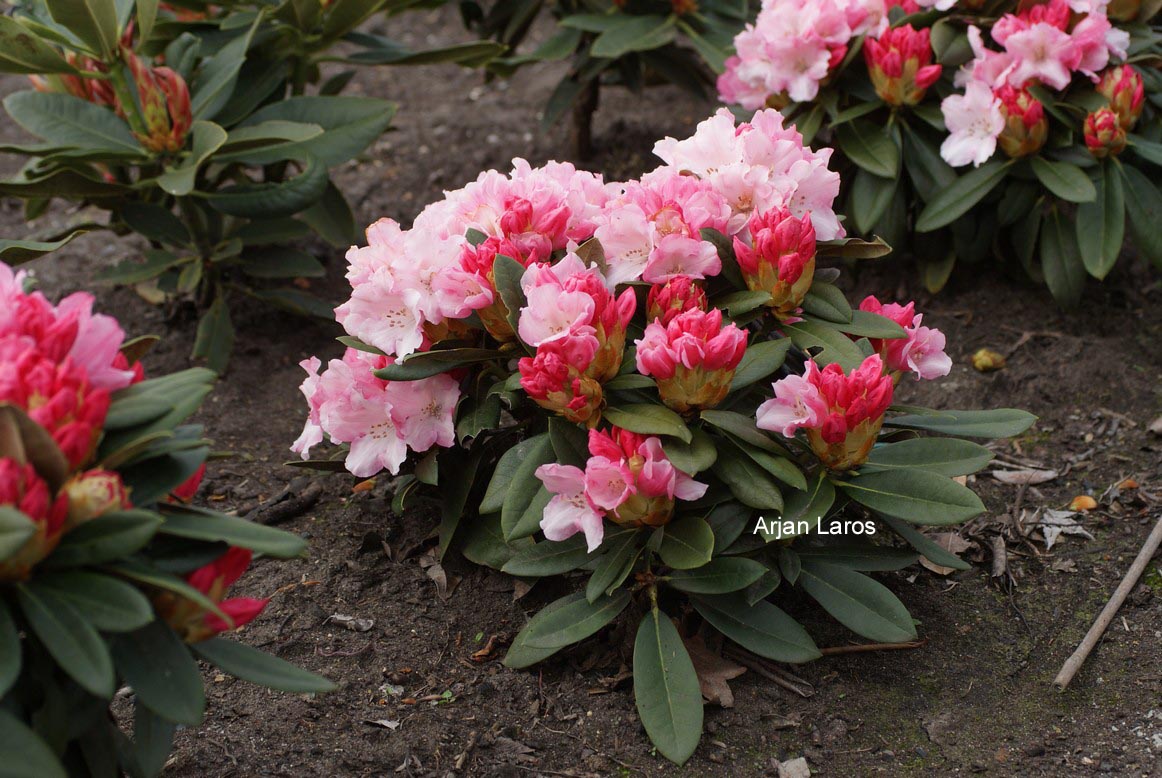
[718,0,1162,304]
[296,111,1034,765]
[0,262,331,777]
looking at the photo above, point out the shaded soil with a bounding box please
[2,8,1161,776]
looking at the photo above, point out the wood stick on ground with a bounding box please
[722,647,814,698]
[819,638,928,656]
[247,481,323,526]
[1054,515,1162,690]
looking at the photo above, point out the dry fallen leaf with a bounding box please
[328,614,374,632]
[1036,509,1096,550]
[682,634,747,707]
[419,549,460,601]
[364,719,400,730]
[992,468,1058,485]
[1068,495,1098,511]
[1148,415,1162,436]
[919,532,974,576]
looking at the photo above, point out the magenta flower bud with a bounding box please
[864,24,942,106]
[1085,107,1127,158]
[0,458,69,581]
[646,275,708,326]
[1097,65,1145,130]
[153,547,271,643]
[732,207,816,319]
[635,308,748,413]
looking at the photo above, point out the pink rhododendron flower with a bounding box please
[0,458,69,581]
[940,81,1005,167]
[1003,22,1079,89]
[653,109,844,240]
[596,167,730,286]
[757,354,894,470]
[635,308,748,412]
[154,547,271,643]
[732,207,817,318]
[535,428,708,549]
[858,296,953,381]
[518,253,636,381]
[290,348,461,477]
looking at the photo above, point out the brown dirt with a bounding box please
[2,8,1161,776]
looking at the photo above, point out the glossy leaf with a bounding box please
[1075,162,1124,280]
[798,561,916,642]
[633,609,703,766]
[729,339,791,392]
[692,593,821,662]
[17,584,115,698]
[158,507,306,557]
[504,590,631,667]
[603,404,692,443]
[502,534,592,576]
[112,620,205,725]
[915,160,1009,232]
[1030,157,1097,203]
[668,557,766,594]
[0,710,66,778]
[4,91,141,153]
[863,438,994,476]
[660,428,717,475]
[836,469,985,524]
[657,515,715,570]
[837,119,899,178]
[0,507,36,559]
[31,571,153,633]
[193,638,336,692]
[884,408,1036,438]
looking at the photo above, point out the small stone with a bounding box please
[879,750,895,760]
[1023,744,1045,757]
[777,756,810,778]
[915,746,928,758]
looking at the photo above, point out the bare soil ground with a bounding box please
[2,8,1161,776]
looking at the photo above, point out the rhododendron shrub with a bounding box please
[0,0,505,372]
[718,0,1162,304]
[0,263,331,777]
[295,110,1034,765]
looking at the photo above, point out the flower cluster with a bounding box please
[536,428,708,550]
[299,107,847,473]
[0,261,267,641]
[717,0,889,107]
[940,0,1131,166]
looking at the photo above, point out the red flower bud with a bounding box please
[864,24,942,106]
[996,86,1047,159]
[732,208,816,319]
[0,458,69,581]
[646,275,708,326]
[153,547,270,643]
[1085,107,1127,158]
[1096,65,1144,130]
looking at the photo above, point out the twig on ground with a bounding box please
[246,480,323,525]
[819,639,928,656]
[1054,515,1162,690]
[722,647,814,698]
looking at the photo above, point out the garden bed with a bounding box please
[2,9,1160,775]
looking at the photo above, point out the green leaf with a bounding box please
[0,229,89,266]
[299,181,356,247]
[602,404,692,443]
[781,319,867,370]
[849,168,898,234]
[133,706,176,778]
[480,434,546,514]
[0,506,36,559]
[1120,164,1162,268]
[501,435,557,541]
[31,571,153,632]
[458,393,502,443]
[251,288,335,319]
[815,237,893,259]
[0,599,20,697]
[157,120,228,196]
[158,507,306,557]
[796,542,917,571]
[590,15,676,58]
[758,474,834,541]
[716,290,772,318]
[585,528,642,602]
[732,439,808,491]
[491,254,527,341]
[17,583,115,698]
[778,547,801,584]
[880,515,971,571]
[0,710,66,778]
[95,250,185,285]
[1075,162,1124,280]
[711,445,783,511]
[632,609,703,766]
[660,428,717,475]
[915,160,1009,232]
[729,339,791,392]
[46,0,119,57]
[191,292,234,375]
[502,534,592,576]
[44,509,161,567]
[504,590,631,667]
[668,557,766,594]
[0,17,75,73]
[3,91,141,154]
[797,561,917,642]
[837,119,899,178]
[238,248,325,279]
[460,512,529,571]
[374,348,500,381]
[190,17,259,120]
[835,469,985,524]
[548,417,589,467]
[700,409,782,453]
[884,408,1036,438]
[205,153,329,218]
[692,593,821,662]
[119,202,190,246]
[193,638,335,693]
[863,438,994,476]
[236,97,397,167]
[1030,157,1097,203]
[703,501,753,554]
[657,515,715,570]
[112,620,205,725]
